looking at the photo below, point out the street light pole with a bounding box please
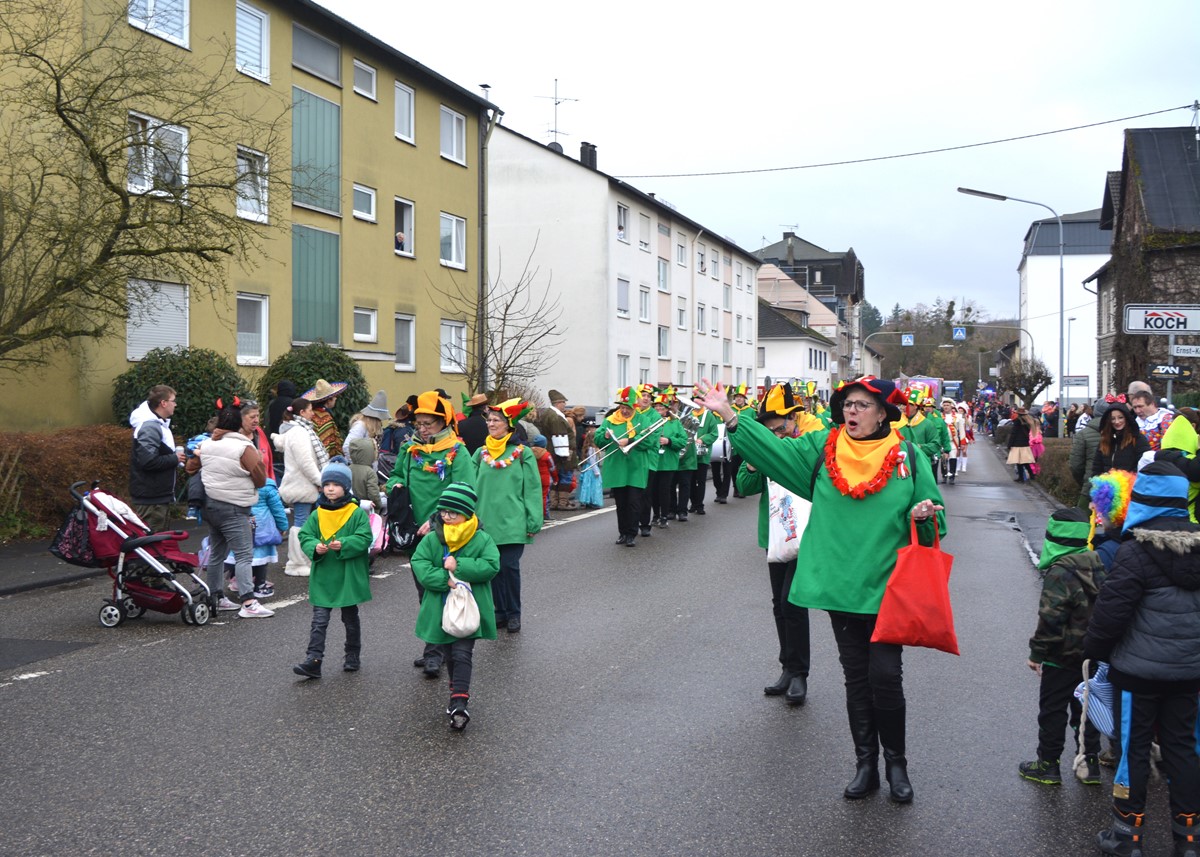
[958,187,1065,434]
[1067,316,1076,377]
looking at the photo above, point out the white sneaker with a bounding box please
[238,599,275,618]
[215,596,240,611]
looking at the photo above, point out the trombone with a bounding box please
[594,414,671,465]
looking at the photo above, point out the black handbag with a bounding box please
[49,508,99,568]
[386,484,419,553]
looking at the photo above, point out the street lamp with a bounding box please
[958,186,1065,432]
[1067,317,1077,377]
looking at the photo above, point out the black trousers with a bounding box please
[610,486,643,538]
[306,605,361,660]
[1036,662,1100,762]
[447,638,477,696]
[412,570,446,666]
[492,543,524,623]
[1113,687,1200,817]
[673,469,695,515]
[691,463,709,510]
[711,460,732,499]
[828,611,904,711]
[768,559,810,676]
[729,453,745,495]
[640,472,660,527]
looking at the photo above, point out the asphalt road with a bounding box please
[0,440,1178,856]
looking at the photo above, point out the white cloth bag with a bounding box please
[283,526,310,576]
[766,478,811,563]
[442,572,481,637]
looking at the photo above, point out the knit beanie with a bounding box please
[320,462,353,494]
[1124,461,1190,532]
[437,482,477,518]
[1038,508,1093,570]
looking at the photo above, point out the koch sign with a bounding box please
[1124,304,1200,334]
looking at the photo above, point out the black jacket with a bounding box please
[458,409,489,455]
[129,419,178,505]
[1084,518,1200,692]
[1093,435,1151,474]
[1007,419,1030,449]
[267,380,297,437]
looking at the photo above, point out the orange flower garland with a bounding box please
[823,427,903,499]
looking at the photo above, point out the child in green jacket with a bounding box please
[411,482,500,731]
[293,462,374,679]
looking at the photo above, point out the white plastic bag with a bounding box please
[442,572,481,637]
[766,478,811,563]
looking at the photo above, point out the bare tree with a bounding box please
[999,356,1054,408]
[427,235,565,395]
[0,0,288,371]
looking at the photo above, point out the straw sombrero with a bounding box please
[302,379,348,403]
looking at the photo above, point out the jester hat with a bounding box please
[414,390,455,425]
[758,383,802,420]
[829,375,905,424]
[1038,507,1094,571]
[614,386,639,407]
[488,397,533,428]
[730,383,750,399]
[902,384,930,406]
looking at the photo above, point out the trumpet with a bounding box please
[594,415,671,465]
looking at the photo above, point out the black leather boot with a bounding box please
[764,670,794,696]
[785,674,807,706]
[877,705,913,803]
[843,703,879,799]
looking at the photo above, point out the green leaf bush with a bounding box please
[255,341,369,434]
[111,347,249,440]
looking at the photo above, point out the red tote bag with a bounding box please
[870,516,959,655]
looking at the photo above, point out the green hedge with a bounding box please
[112,347,249,440]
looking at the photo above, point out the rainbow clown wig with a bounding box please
[1089,468,1136,532]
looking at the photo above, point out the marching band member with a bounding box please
[729,384,756,499]
[635,384,663,537]
[688,388,721,516]
[597,387,652,546]
[649,393,686,528]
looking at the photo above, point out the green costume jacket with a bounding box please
[383,428,478,523]
[298,500,374,608]
[897,413,944,463]
[653,418,687,473]
[472,439,544,545]
[635,407,663,473]
[730,418,946,614]
[597,415,649,489]
[412,523,500,644]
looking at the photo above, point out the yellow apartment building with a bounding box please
[0,0,497,430]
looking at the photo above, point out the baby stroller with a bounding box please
[51,481,212,628]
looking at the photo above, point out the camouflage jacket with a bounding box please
[1029,551,1106,668]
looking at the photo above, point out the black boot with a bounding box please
[293,656,322,679]
[1097,808,1145,856]
[877,705,913,803]
[843,703,880,799]
[1173,813,1198,857]
[785,675,807,706]
[448,693,471,731]
[764,669,794,696]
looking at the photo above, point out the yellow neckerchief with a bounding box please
[410,426,457,456]
[794,412,824,436]
[907,411,925,427]
[484,431,512,459]
[892,414,909,430]
[444,515,478,553]
[835,429,900,487]
[635,405,652,415]
[317,503,357,541]
[607,411,637,437]
[692,407,708,420]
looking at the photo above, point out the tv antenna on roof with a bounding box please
[780,223,800,232]
[536,79,579,146]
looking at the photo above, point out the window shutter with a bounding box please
[127,281,189,360]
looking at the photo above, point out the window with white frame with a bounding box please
[127,113,187,195]
[352,60,376,99]
[736,368,743,384]
[677,361,686,385]
[353,307,377,343]
[352,184,376,222]
[735,314,743,341]
[440,106,466,164]
[696,303,706,334]
[439,212,466,268]
[736,261,743,290]
[697,245,706,273]
[723,338,732,365]
[127,280,188,360]
[639,213,651,251]
[723,283,732,310]
[710,315,718,336]
[235,2,268,81]
[394,82,415,143]
[657,258,669,293]
[129,0,188,47]
[292,23,339,84]
[617,354,630,387]
[757,347,765,368]
[657,326,669,358]
[746,269,754,294]
[617,204,629,242]
[394,197,414,255]
[813,269,822,284]
[658,222,670,237]
[616,278,630,316]
[639,357,651,384]
[236,293,268,365]
[440,320,467,372]
[676,233,686,265]
[638,286,651,322]
[677,297,687,330]
[747,315,752,338]
[394,314,415,371]
[235,147,267,222]
[711,249,719,280]
[697,362,706,381]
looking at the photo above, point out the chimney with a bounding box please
[580,141,597,169]
[786,234,795,270]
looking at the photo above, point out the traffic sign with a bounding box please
[1149,364,1194,380]
[952,327,966,340]
[1062,375,1089,387]
[901,334,914,347]
[1172,344,1200,357]
[1124,305,1200,334]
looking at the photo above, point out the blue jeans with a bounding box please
[493,543,525,622]
[205,499,253,601]
[292,501,314,530]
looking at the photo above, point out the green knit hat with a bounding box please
[1037,508,1093,570]
[437,482,477,518]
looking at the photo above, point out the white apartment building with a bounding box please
[488,127,759,409]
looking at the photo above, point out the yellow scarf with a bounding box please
[908,412,925,427]
[444,515,478,553]
[892,414,909,430]
[317,503,356,541]
[607,412,637,437]
[484,431,512,459]
[835,430,900,487]
[410,428,458,456]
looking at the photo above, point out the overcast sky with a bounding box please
[321,0,1198,321]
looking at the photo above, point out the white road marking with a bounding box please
[0,669,60,688]
[541,506,614,530]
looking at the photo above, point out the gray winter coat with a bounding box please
[1068,422,1102,502]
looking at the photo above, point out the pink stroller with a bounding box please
[51,481,212,627]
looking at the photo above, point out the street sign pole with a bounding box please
[1168,334,1175,403]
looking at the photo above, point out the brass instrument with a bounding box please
[594,415,671,465]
